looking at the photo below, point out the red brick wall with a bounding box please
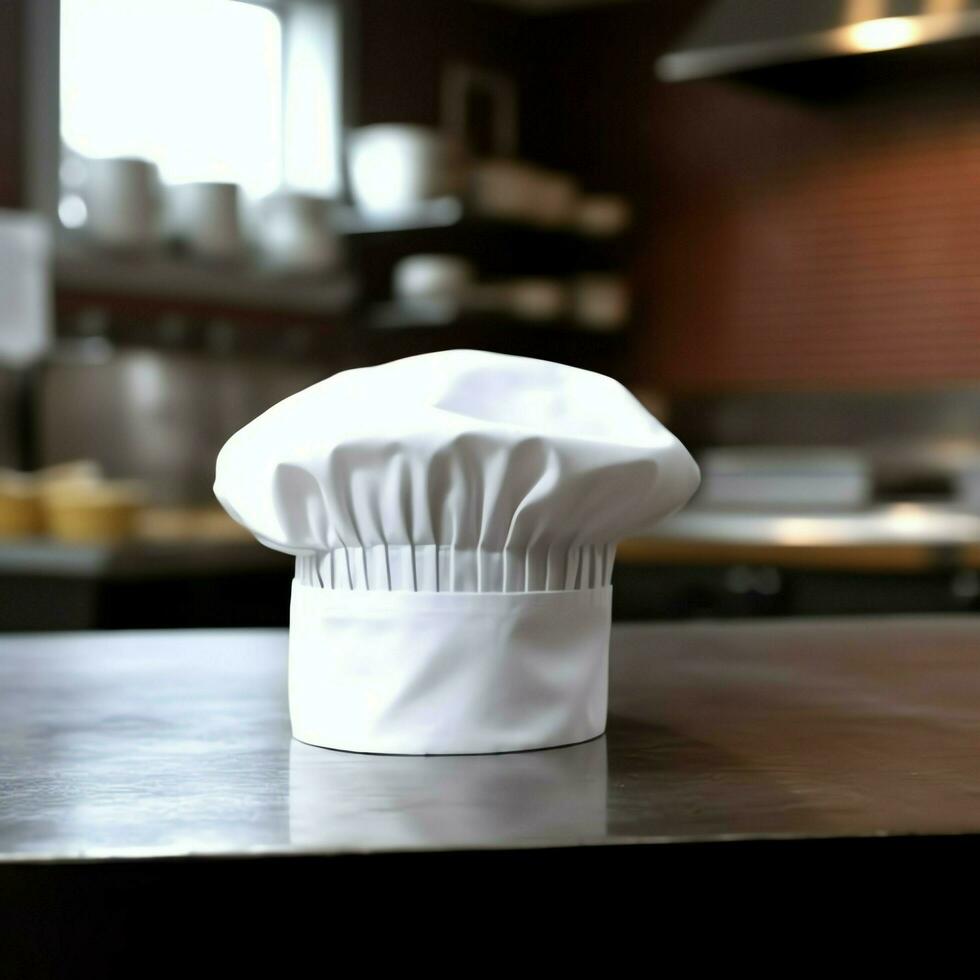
[641,80,980,392]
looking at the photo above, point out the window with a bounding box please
[59,0,341,209]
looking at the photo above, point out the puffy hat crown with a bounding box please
[215,349,699,593]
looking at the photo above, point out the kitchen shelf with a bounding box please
[336,200,632,338]
[55,245,357,317]
[368,300,627,334]
[368,299,464,329]
[334,197,628,244]
[332,197,466,234]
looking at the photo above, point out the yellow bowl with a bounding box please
[0,473,42,538]
[37,460,103,488]
[42,481,144,544]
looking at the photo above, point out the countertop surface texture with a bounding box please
[3,617,980,863]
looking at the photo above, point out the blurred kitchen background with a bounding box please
[4,0,980,630]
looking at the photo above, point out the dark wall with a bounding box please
[517,1,709,388]
[350,0,524,127]
[519,1,705,191]
[0,0,24,207]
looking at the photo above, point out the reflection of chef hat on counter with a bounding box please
[215,350,699,755]
[288,736,608,849]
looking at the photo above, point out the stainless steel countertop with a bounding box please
[4,617,980,863]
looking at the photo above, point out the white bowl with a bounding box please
[526,170,579,228]
[348,125,465,216]
[393,255,474,302]
[571,275,630,331]
[576,194,632,237]
[471,158,538,222]
[504,278,566,321]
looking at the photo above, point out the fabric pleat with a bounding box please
[216,350,700,593]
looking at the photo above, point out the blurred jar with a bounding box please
[393,255,475,303]
[167,181,245,262]
[82,157,162,251]
[471,158,537,222]
[576,194,632,238]
[526,169,579,228]
[504,278,566,321]
[347,125,466,216]
[255,192,342,275]
[571,275,630,331]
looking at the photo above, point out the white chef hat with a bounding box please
[215,349,699,755]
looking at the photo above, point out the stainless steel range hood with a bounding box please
[658,0,980,82]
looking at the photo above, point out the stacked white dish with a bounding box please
[695,448,872,512]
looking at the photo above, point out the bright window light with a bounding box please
[60,0,283,195]
[283,4,342,196]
